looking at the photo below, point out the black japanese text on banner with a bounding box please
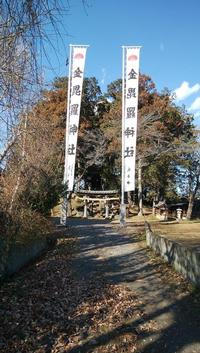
[123,47,140,192]
[64,45,88,191]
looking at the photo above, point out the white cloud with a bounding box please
[193,111,200,118]
[189,97,200,111]
[174,81,200,101]
[192,110,200,127]
[100,68,106,85]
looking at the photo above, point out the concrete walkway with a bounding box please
[67,218,200,353]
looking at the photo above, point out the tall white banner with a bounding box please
[64,45,88,191]
[122,46,141,192]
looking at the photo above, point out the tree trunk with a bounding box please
[186,176,199,220]
[76,161,81,190]
[138,158,143,216]
[186,193,195,220]
[67,191,72,217]
[9,114,28,212]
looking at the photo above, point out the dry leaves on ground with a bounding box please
[0,232,156,353]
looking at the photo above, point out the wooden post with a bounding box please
[105,200,109,219]
[83,197,87,218]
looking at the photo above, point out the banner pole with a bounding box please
[61,45,89,225]
[120,46,126,225]
[61,44,73,225]
[64,44,73,181]
[120,45,141,225]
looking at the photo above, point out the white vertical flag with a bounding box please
[64,45,88,191]
[122,46,141,192]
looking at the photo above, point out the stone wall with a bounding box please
[0,237,50,281]
[145,222,200,287]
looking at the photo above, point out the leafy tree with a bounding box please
[177,146,200,219]
[5,71,195,224]
[49,76,108,190]
[107,79,122,100]
[138,99,194,203]
[3,75,109,218]
[101,75,195,213]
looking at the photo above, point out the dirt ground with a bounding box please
[69,219,200,353]
[118,215,200,251]
[145,218,200,251]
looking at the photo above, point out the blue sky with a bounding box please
[44,0,200,125]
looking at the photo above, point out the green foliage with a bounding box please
[101,74,195,203]
[107,79,122,99]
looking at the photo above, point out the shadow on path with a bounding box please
[66,218,200,353]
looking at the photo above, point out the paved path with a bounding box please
[67,218,200,353]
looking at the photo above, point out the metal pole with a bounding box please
[120,46,126,225]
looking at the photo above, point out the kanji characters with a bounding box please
[127,88,136,99]
[126,107,136,119]
[72,85,81,96]
[124,127,135,138]
[69,124,78,135]
[128,68,137,79]
[73,67,83,78]
[68,144,76,155]
[70,104,79,115]
[124,146,134,158]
